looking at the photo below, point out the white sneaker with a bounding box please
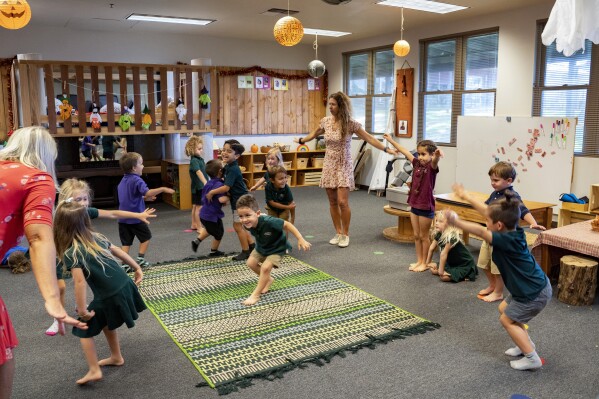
[45,319,59,336]
[329,234,341,245]
[338,235,350,248]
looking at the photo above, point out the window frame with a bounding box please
[418,27,499,146]
[533,19,599,157]
[343,45,394,134]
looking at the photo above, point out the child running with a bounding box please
[383,134,443,272]
[425,211,477,282]
[45,178,155,336]
[446,184,552,371]
[54,200,146,384]
[185,136,207,232]
[236,194,311,306]
[192,159,229,256]
[265,165,296,224]
[249,147,284,191]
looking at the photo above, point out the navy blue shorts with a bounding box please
[119,223,152,246]
[411,207,435,219]
[192,192,202,206]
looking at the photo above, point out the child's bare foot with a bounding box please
[242,295,261,306]
[481,292,503,303]
[261,277,274,294]
[430,266,439,275]
[478,287,494,296]
[409,262,419,271]
[76,370,103,385]
[412,263,430,272]
[98,356,125,367]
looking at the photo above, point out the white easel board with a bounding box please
[456,116,576,206]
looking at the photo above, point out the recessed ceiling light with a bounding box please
[377,0,467,14]
[126,14,215,26]
[303,28,351,37]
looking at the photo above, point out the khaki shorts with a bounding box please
[232,209,241,223]
[477,241,500,274]
[266,208,290,221]
[250,250,283,268]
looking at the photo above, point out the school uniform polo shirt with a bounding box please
[485,186,530,219]
[189,155,206,194]
[248,215,291,256]
[223,160,248,210]
[265,184,293,214]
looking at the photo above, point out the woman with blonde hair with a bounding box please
[295,92,398,248]
[0,126,89,398]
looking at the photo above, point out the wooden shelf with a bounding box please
[161,159,192,210]
[239,150,325,188]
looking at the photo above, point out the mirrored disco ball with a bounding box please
[308,60,326,78]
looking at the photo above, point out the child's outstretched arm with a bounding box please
[437,244,451,276]
[431,148,444,169]
[445,210,492,244]
[383,134,413,161]
[452,183,488,216]
[72,268,95,321]
[98,208,157,224]
[250,177,266,192]
[206,184,230,201]
[283,221,311,251]
[523,212,546,231]
[290,207,296,225]
[110,245,143,285]
[425,239,438,266]
[145,187,175,201]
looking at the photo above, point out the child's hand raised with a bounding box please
[298,238,311,251]
[383,133,393,142]
[434,148,444,158]
[452,183,468,200]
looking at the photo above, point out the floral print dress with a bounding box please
[318,116,362,190]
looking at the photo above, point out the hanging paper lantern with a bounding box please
[308,60,326,78]
[0,0,32,30]
[118,112,132,132]
[393,40,410,57]
[141,104,152,130]
[273,16,304,47]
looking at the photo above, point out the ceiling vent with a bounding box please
[321,0,353,5]
[261,8,299,16]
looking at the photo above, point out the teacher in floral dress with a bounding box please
[295,92,398,248]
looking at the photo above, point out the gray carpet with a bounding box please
[2,187,599,399]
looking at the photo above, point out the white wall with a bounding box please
[324,2,598,200]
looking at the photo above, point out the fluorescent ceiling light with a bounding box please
[126,14,215,26]
[377,0,467,14]
[303,28,351,37]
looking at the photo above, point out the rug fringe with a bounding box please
[200,321,441,395]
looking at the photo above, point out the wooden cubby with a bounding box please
[238,150,325,188]
[161,159,192,210]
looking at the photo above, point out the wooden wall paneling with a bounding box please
[246,74,254,134]
[237,75,245,134]
[229,75,238,135]
[43,64,56,134]
[146,67,156,131]
[185,68,193,129]
[26,63,41,126]
[270,78,279,134]
[132,66,142,131]
[118,66,127,110]
[0,66,7,136]
[264,81,272,134]
[283,80,291,134]
[289,78,296,133]
[257,84,264,134]
[210,68,218,130]
[160,67,168,131]
[276,75,284,133]
[308,85,315,133]
[18,62,32,127]
[174,67,181,131]
[250,73,257,134]
[60,65,72,133]
[90,66,100,111]
[75,66,87,133]
[105,66,115,132]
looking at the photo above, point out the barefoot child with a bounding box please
[236,194,311,306]
[54,200,146,384]
[477,162,546,303]
[425,211,477,282]
[383,134,443,272]
[192,159,229,256]
[185,136,207,231]
[446,185,551,371]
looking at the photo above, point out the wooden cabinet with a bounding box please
[161,159,192,210]
[238,150,325,188]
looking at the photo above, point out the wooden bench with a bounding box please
[383,205,414,243]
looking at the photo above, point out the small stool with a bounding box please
[383,205,414,243]
[557,255,598,306]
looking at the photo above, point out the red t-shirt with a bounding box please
[0,161,55,259]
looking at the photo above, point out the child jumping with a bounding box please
[192,159,229,256]
[249,147,284,191]
[425,211,477,282]
[265,165,296,224]
[446,184,552,371]
[383,134,443,272]
[185,136,207,232]
[236,194,311,306]
[477,161,547,303]
[117,152,174,268]
[45,178,156,336]
[206,140,255,261]
[54,200,146,384]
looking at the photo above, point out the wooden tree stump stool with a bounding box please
[383,205,414,243]
[557,255,598,306]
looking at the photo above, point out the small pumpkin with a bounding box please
[251,144,258,153]
[0,0,32,30]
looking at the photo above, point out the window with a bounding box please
[533,21,599,156]
[418,29,498,145]
[344,47,394,134]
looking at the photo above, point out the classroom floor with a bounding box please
[2,187,598,399]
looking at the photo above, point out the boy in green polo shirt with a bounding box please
[206,140,255,261]
[236,194,311,306]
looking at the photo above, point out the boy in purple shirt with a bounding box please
[117,152,174,267]
[192,159,229,256]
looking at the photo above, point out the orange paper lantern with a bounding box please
[0,0,32,30]
[273,16,303,47]
[394,40,410,57]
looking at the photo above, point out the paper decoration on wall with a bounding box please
[237,76,246,89]
[90,105,102,131]
[262,76,271,89]
[141,104,152,130]
[245,76,254,89]
[175,99,187,122]
[199,86,211,109]
[255,76,264,89]
[118,111,132,132]
[58,94,73,121]
[273,78,288,91]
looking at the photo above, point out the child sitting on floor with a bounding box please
[425,211,477,282]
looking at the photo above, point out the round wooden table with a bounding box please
[383,205,414,243]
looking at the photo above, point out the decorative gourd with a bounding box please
[141,104,152,130]
[0,0,32,30]
[251,144,259,153]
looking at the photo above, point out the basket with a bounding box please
[311,157,324,168]
[296,158,308,169]
[253,163,264,172]
[286,175,292,186]
[283,161,292,170]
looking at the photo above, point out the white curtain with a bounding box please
[542,0,599,56]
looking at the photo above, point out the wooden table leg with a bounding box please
[541,244,551,275]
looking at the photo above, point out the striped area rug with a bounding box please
[138,256,440,394]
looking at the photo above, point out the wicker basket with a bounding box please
[286,175,292,186]
[311,157,324,168]
[283,161,292,170]
[253,163,264,172]
[296,158,308,169]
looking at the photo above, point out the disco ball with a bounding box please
[308,60,326,78]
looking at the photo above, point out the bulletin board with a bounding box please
[456,116,577,205]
